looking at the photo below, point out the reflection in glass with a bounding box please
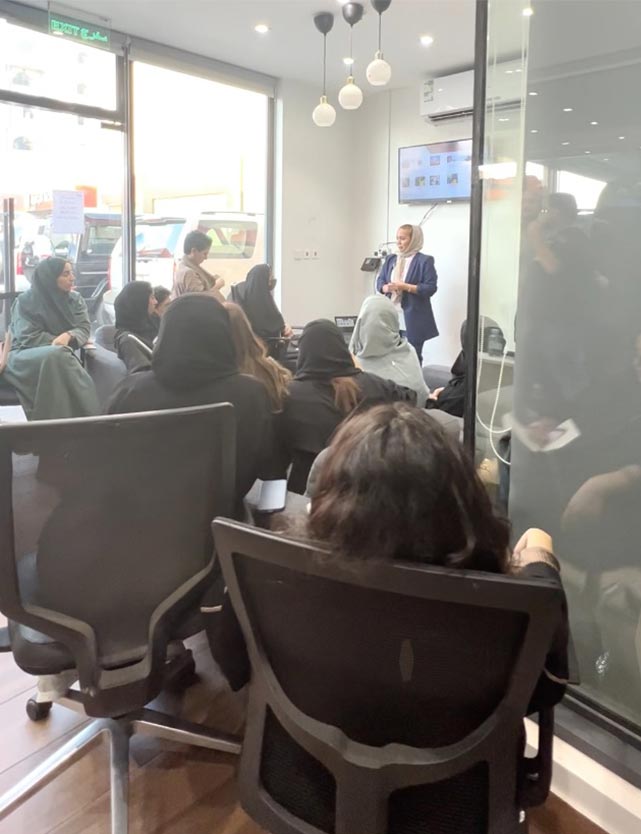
[479,0,641,728]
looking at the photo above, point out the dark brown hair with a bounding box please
[225,302,291,412]
[331,376,361,414]
[308,403,510,572]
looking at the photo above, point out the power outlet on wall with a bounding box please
[294,249,304,260]
[311,249,319,259]
[304,249,311,259]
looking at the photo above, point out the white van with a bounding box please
[106,210,265,302]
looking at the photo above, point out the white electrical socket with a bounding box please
[304,249,311,259]
[312,249,319,259]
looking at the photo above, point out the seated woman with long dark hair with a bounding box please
[225,302,291,413]
[114,281,159,372]
[282,319,416,493]
[308,402,569,712]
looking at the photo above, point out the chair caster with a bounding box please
[26,698,52,722]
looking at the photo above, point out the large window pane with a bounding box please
[0,103,124,321]
[479,0,641,729]
[0,19,117,110]
[105,62,268,296]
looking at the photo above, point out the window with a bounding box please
[199,219,258,259]
[557,170,607,212]
[0,19,117,109]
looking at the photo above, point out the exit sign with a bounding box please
[48,13,111,48]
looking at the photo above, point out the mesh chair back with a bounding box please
[84,345,127,409]
[94,325,117,352]
[213,520,563,834]
[0,405,235,716]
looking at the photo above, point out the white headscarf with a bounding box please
[349,295,430,406]
[391,225,424,303]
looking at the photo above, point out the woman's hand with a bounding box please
[513,527,554,555]
[382,283,392,293]
[214,276,225,291]
[282,324,293,339]
[52,332,72,348]
[429,387,444,401]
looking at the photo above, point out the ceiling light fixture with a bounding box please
[563,107,573,112]
[498,117,509,122]
[312,13,337,128]
[584,150,591,154]
[590,121,598,125]
[619,135,626,140]
[254,23,270,34]
[339,3,365,110]
[343,57,354,66]
[530,129,538,133]
[420,34,434,47]
[523,7,534,16]
[528,91,538,96]
[562,141,570,145]
[366,0,392,87]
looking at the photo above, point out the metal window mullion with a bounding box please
[122,49,136,287]
[463,0,489,454]
[0,88,124,124]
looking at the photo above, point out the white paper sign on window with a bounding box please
[51,190,85,234]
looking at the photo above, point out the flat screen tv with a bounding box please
[399,139,472,204]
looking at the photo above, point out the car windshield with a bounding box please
[198,220,257,259]
[136,221,184,257]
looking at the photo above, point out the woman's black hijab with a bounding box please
[233,264,284,340]
[295,319,361,381]
[152,294,238,391]
[20,258,78,335]
[114,281,159,348]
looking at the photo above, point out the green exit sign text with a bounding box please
[48,15,111,48]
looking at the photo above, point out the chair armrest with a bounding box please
[520,708,554,808]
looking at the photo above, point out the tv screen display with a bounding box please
[399,139,472,204]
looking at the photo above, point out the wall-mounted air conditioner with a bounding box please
[420,60,525,122]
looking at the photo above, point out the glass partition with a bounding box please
[478,0,641,730]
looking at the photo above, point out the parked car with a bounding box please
[102,211,265,319]
[19,211,122,316]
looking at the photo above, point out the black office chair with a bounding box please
[213,519,564,834]
[0,405,242,833]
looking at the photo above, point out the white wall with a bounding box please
[351,85,473,367]
[277,81,472,367]
[275,79,359,327]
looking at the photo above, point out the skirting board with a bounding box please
[525,719,641,834]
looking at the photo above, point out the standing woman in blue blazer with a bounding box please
[376,224,438,363]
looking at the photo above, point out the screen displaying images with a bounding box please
[399,139,472,203]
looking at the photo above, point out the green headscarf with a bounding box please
[19,258,79,336]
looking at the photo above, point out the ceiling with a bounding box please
[25,0,478,89]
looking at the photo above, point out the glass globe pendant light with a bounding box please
[366,0,392,87]
[338,3,364,111]
[312,12,337,127]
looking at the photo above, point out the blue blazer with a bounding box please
[376,252,439,344]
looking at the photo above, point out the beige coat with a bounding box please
[172,257,225,303]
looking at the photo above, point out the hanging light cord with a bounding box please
[323,33,327,95]
[378,13,382,52]
[349,26,353,65]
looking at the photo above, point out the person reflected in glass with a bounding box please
[0,258,99,419]
[172,230,225,302]
[376,224,438,364]
[113,281,159,373]
[349,295,429,406]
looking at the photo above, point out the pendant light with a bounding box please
[338,2,364,110]
[312,12,336,128]
[366,0,392,87]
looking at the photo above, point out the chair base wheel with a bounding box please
[26,698,52,722]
